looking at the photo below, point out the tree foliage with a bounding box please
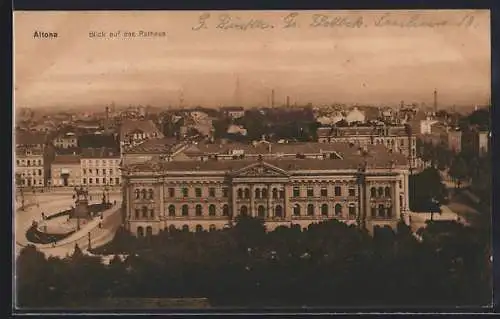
[16,217,491,309]
[409,167,448,211]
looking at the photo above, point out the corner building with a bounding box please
[122,150,411,236]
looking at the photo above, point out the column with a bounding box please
[159,183,164,221]
[404,171,410,212]
[267,184,272,219]
[125,180,131,227]
[231,184,237,219]
[392,180,399,220]
[250,184,255,217]
[284,184,291,221]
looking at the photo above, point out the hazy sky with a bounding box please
[14,10,490,109]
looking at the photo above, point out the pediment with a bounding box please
[232,162,289,178]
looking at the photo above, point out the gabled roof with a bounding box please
[120,119,163,141]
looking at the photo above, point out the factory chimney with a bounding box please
[105,106,110,133]
[286,96,290,108]
[433,89,438,113]
[271,89,275,108]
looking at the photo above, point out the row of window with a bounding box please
[135,189,155,199]
[82,168,116,175]
[16,159,43,166]
[293,186,355,198]
[133,203,371,219]
[83,177,120,185]
[370,187,392,198]
[135,224,218,236]
[19,169,43,176]
[19,179,43,185]
[82,159,120,166]
[135,186,397,200]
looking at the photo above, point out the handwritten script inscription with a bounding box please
[192,12,477,31]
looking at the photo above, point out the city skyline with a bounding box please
[14,10,490,109]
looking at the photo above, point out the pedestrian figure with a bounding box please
[99,222,102,229]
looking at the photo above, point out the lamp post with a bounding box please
[88,231,92,250]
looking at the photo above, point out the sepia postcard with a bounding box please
[13,10,492,313]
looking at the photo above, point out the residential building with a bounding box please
[81,147,122,187]
[447,129,462,153]
[15,147,45,187]
[53,132,78,149]
[462,129,490,157]
[317,124,417,167]
[50,155,82,187]
[122,137,186,165]
[121,142,411,237]
[221,106,245,119]
[120,119,164,154]
[15,130,47,150]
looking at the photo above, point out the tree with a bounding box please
[232,215,266,250]
[409,167,447,212]
[16,245,50,307]
[448,156,468,188]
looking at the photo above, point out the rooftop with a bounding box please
[81,147,120,158]
[52,155,81,165]
[120,119,163,141]
[124,146,407,173]
[15,130,47,146]
[125,137,180,154]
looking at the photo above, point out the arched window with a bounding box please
[168,225,176,232]
[182,225,189,232]
[150,209,155,218]
[378,204,385,217]
[168,205,176,217]
[255,188,261,199]
[237,188,243,198]
[244,188,250,199]
[209,204,216,216]
[142,206,148,218]
[240,205,248,216]
[335,204,342,216]
[146,226,153,237]
[195,225,203,232]
[209,224,216,232]
[182,204,189,216]
[148,189,154,199]
[257,205,266,218]
[321,204,328,216]
[262,188,268,199]
[370,187,377,198]
[293,204,301,216]
[135,209,140,219]
[377,187,384,197]
[222,204,229,216]
[307,204,314,216]
[275,205,283,218]
[272,188,278,199]
[27,160,31,166]
[371,206,377,218]
[137,226,144,237]
[135,189,140,199]
[195,204,203,216]
[384,187,391,198]
[141,189,147,199]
